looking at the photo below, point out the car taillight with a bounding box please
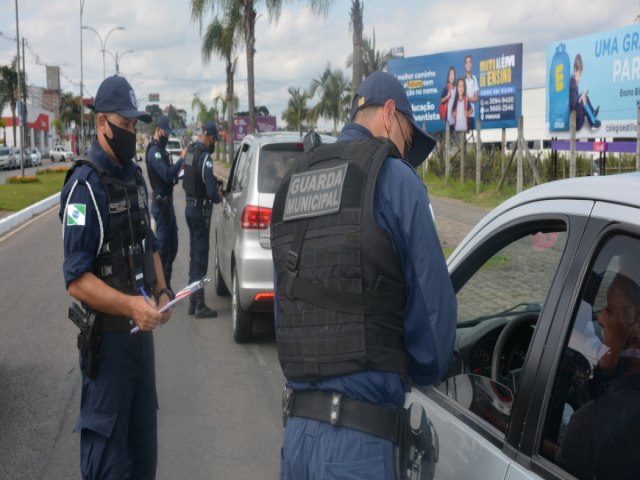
[241,205,272,229]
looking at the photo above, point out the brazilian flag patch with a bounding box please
[67,204,86,226]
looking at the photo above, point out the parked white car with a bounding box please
[50,145,75,162]
[30,148,42,166]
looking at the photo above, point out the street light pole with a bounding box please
[80,0,86,155]
[105,49,134,75]
[81,25,124,79]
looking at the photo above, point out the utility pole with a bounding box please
[14,0,24,172]
[80,0,86,156]
[21,37,27,176]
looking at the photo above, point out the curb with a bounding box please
[0,192,60,238]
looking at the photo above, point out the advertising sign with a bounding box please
[546,24,640,139]
[233,115,277,141]
[387,43,523,133]
[148,93,160,103]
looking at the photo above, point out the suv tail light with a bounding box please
[241,205,272,229]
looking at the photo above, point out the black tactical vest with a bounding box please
[182,143,207,198]
[270,137,409,382]
[145,139,169,191]
[65,158,157,294]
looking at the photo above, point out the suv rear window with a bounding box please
[166,140,182,150]
[257,143,304,193]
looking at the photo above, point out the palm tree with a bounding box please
[346,29,391,76]
[191,0,332,135]
[350,0,364,91]
[59,92,81,137]
[0,63,19,148]
[309,64,351,135]
[281,86,311,132]
[200,4,241,164]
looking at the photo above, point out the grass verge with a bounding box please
[422,172,519,210]
[0,168,68,211]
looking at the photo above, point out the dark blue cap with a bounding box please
[351,71,436,167]
[203,121,219,140]
[157,115,172,134]
[87,75,151,123]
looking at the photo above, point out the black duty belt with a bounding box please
[96,314,135,333]
[185,196,211,207]
[283,388,401,443]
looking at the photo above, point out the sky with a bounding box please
[0,0,637,129]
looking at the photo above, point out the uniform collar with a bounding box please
[338,123,374,142]
[88,137,137,180]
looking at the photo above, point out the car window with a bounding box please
[257,144,303,193]
[231,145,250,192]
[167,140,181,150]
[442,225,567,433]
[457,229,566,324]
[541,234,640,480]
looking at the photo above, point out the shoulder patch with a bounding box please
[67,203,86,226]
[205,160,212,168]
[155,152,162,159]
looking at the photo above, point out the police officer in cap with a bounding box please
[60,75,172,479]
[146,115,184,291]
[183,120,223,317]
[271,71,457,479]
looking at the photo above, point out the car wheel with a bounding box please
[232,265,253,343]
[214,245,230,297]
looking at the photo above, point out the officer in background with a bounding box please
[146,115,184,291]
[182,120,223,318]
[59,75,172,479]
[271,71,457,479]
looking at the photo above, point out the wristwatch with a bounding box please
[155,287,175,303]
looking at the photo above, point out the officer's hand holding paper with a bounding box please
[130,277,210,333]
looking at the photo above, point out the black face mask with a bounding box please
[159,134,169,149]
[208,141,215,154]
[104,118,136,164]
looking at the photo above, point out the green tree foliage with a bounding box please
[200,3,241,163]
[0,62,19,146]
[309,64,351,135]
[346,29,391,77]
[190,0,333,134]
[281,87,311,132]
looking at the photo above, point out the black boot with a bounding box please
[187,295,196,316]
[195,290,217,318]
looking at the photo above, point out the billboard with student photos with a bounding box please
[546,24,640,139]
[387,43,523,134]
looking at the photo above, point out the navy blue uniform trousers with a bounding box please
[75,331,157,480]
[280,417,396,480]
[151,200,178,285]
[185,203,210,283]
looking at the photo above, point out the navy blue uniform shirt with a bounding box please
[192,141,222,203]
[283,124,457,409]
[146,140,184,196]
[60,138,157,288]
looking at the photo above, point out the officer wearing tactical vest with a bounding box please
[272,71,457,479]
[60,75,173,479]
[146,115,184,291]
[182,121,223,317]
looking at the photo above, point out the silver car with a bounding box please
[0,147,15,170]
[410,173,640,479]
[214,132,334,343]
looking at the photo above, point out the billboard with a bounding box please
[148,93,160,103]
[233,115,277,141]
[546,24,640,139]
[387,43,523,133]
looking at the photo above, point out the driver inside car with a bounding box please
[555,272,640,480]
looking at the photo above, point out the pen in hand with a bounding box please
[130,287,152,334]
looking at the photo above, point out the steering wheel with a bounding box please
[491,312,538,392]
